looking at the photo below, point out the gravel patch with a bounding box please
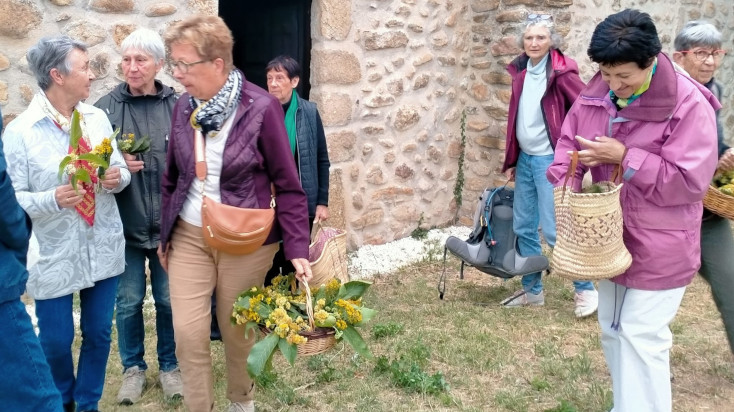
[348,226,471,279]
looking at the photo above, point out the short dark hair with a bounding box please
[265,55,301,79]
[587,9,661,69]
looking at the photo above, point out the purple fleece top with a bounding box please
[160,72,309,260]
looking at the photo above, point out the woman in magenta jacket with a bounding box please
[546,10,719,411]
[501,13,598,317]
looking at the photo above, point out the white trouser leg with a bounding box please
[597,279,686,412]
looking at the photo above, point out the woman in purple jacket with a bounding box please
[159,16,311,412]
[547,10,718,411]
[501,13,598,317]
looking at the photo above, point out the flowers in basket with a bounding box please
[232,274,376,377]
[117,132,151,155]
[57,110,109,191]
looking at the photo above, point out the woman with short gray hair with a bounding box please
[3,35,130,412]
[501,13,598,316]
[94,27,183,405]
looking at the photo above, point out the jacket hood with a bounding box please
[507,48,579,78]
[581,52,720,122]
[107,79,176,103]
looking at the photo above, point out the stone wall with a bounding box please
[0,0,732,250]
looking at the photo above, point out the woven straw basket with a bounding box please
[260,281,336,356]
[551,152,633,280]
[308,223,348,288]
[703,184,734,220]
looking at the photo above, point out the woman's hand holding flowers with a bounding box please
[100,166,122,190]
[573,135,627,167]
[122,153,144,173]
[55,184,85,209]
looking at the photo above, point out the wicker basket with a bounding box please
[703,184,734,220]
[551,152,633,280]
[259,281,336,356]
[308,223,348,288]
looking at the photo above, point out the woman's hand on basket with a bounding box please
[291,258,313,283]
[314,205,329,223]
[574,135,626,167]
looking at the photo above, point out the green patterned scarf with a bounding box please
[284,91,298,155]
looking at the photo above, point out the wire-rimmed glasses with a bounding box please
[679,49,726,62]
[167,59,208,74]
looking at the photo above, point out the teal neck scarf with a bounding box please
[283,91,298,155]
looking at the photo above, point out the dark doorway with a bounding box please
[219,0,312,98]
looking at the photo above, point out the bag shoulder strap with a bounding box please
[193,130,276,204]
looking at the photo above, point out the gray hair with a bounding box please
[121,28,166,62]
[27,36,87,91]
[674,20,722,51]
[516,18,563,50]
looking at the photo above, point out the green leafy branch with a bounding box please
[453,108,467,221]
[57,110,109,191]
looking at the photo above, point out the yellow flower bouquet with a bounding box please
[232,274,376,377]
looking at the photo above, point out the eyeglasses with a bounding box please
[167,59,209,73]
[680,49,726,62]
[527,13,553,22]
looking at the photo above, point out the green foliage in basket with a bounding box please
[232,274,376,377]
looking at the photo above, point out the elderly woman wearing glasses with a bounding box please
[547,10,719,411]
[672,21,734,357]
[160,16,311,412]
[3,36,130,412]
[500,12,598,316]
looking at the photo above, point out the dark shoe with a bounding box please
[63,402,75,412]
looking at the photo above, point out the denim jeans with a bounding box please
[116,246,177,373]
[513,151,595,294]
[0,298,63,411]
[35,276,118,411]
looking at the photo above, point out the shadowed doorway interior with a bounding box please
[219,0,313,99]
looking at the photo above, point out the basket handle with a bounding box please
[303,280,315,330]
[610,164,622,184]
[561,151,580,201]
[310,221,323,244]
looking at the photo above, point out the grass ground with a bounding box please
[95,256,733,412]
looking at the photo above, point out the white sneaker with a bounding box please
[501,289,544,307]
[117,366,147,405]
[159,367,184,400]
[227,400,255,412]
[574,289,599,318]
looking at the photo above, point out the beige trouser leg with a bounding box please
[168,220,277,412]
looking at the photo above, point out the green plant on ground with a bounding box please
[410,212,429,240]
[371,322,404,339]
[373,355,450,395]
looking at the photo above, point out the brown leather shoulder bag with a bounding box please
[195,130,275,255]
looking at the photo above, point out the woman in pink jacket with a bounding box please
[546,9,719,412]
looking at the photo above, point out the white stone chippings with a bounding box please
[348,225,471,279]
